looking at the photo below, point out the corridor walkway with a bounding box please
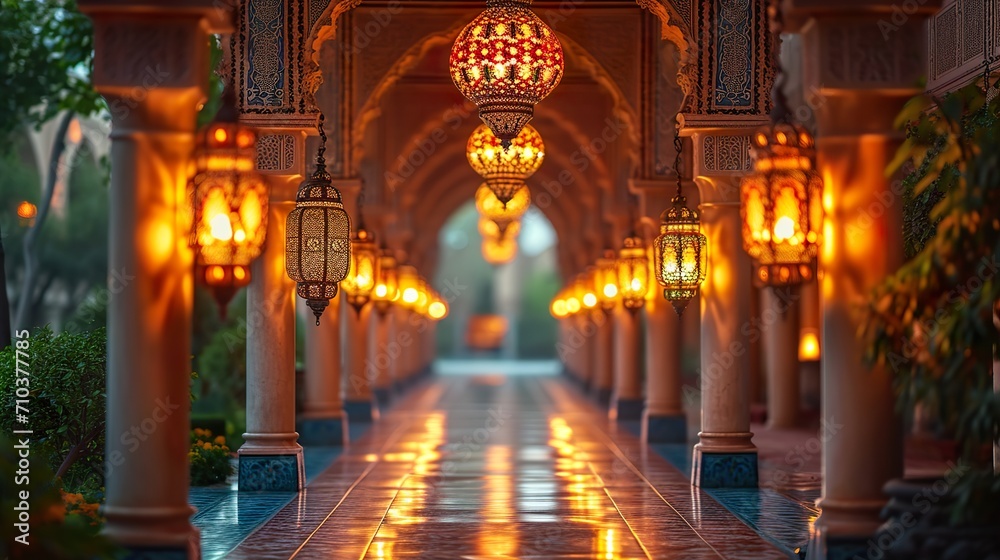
[226,374,791,559]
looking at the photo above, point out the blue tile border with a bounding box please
[693,450,759,488]
[238,454,301,492]
[344,400,375,423]
[297,417,347,446]
[644,414,687,443]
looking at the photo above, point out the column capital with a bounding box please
[678,127,759,204]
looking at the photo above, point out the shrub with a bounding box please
[189,429,232,486]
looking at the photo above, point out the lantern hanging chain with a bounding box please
[672,127,684,201]
[316,112,328,171]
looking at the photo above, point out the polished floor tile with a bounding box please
[222,374,792,559]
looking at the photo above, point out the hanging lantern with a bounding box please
[467,123,545,205]
[428,292,449,321]
[617,233,650,311]
[285,116,352,325]
[478,215,521,240]
[482,234,517,265]
[576,271,598,311]
[398,265,421,309]
[654,195,707,316]
[476,183,530,225]
[373,248,399,315]
[450,0,564,148]
[550,293,569,319]
[16,201,37,227]
[188,82,269,315]
[741,127,822,287]
[564,287,581,316]
[594,249,619,311]
[340,224,380,313]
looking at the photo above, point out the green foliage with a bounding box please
[0,435,119,559]
[0,327,107,495]
[0,0,104,144]
[517,267,559,358]
[189,429,232,486]
[863,79,1000,525]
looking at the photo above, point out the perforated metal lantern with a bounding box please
[398,265,421,309]
[450,0,563,147]
[373,248,399,315]
[741,123,822,286]
[476,183,530,224]
[188,86,268,314]
[340,225,380,313]
[594,249,619,311]
[482,234,517,265]
[617,234,650,311]
[467,123,545,205]
[654,195,707,315]
[478,215,521,241]
[285,167,351,325]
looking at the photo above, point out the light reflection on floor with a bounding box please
[226,374,790,559]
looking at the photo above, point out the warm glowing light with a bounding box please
[450,0,564,146]
[582,292,597,308]
[476,183,530,222]
[799,328,820,361]
[617,234,650,311]
[550,297,568,318]
[566,296,581,314]
[741,122,823,287]
[467,123,545,204]
[594,249,620,310]
[189,93,270,314]
[428,300,448,320]
[603,284,618,298]
[403,288,419,304]
[654,195,707,315]
[340,226,380,312]
[482,234,518,265]
[478,215,521,240]
[16,201,37,221]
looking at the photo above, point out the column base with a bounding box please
[296,416,348,446]
[614,398,644,421]
[374,388,392,409]
[643,412,687,443]
[691,444,758,488]
[805,530,870,560]
[344,400,376,423]
[103,505,199,559]
[592,387,612,407]
[239,447,306,492]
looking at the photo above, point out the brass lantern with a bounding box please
[189,82,269,314]
[467,123,545,205]
[577,270,598,311]
[594,249,620,311]
[617,233,650,311]
[373,248,399,316]
[478,216,521,240]
[450,0,564,147]
[654,195,707,316]
[476,183,530,225]
[398,265,420,309]
[550,293,569,319]
[564,287,581,316]
[482,235,517,265]
[285,117,352,325]
[340,224,380,313]
[741,128,822,287]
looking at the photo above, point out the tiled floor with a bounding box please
[222,374,794,559]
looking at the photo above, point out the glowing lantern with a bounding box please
[16,201,37,227]
[741,123,822,286]
[617,233,650,311]
[340,224,380,313]
[467,123,545,205]
[654,194,707,316]
[414,279,432,317]
[564,288,581,315]
[482,235,517,265]
[398,265,420,309]
[478,216,521,240]
[476,183,530,225]
[576,271,598,311]
[550,294,568,319]
[373,248,399,315]
[428,297,448,321]
[285,118,352,325]
[799,327,821,361]
[188,82,269,314]
[450,0,564,147]
[594,249,619,311]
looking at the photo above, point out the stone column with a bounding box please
[81,4,222,553]
[682,127,763,488]
[762,286,801,428]
[392,305,412,391]
[611,306,644,420]
[370,307,395,407]
[298,292,347,446]
[240,195,305,491]
[642,293,686,441]
[590,311,614,404]
[785,3,937,554]
[632,180,688,442]
[343,302,376,422]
